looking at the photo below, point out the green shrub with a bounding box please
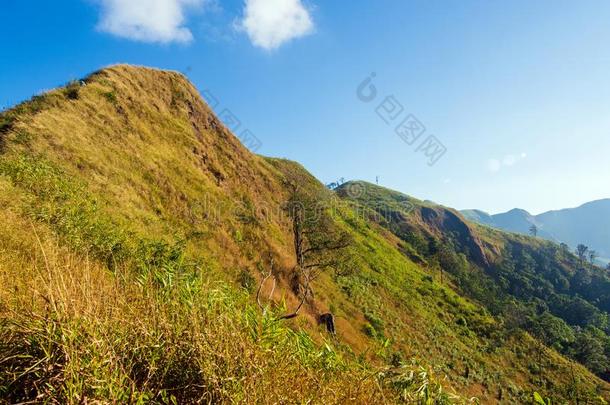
[0,114,16,135]
[0,93,56,142]
[0,155,128,264]
[364,311,385,333]
[63,81,80,100]
[13,130,33,145]
[363,323,377,338]
[238,268,256,292]
[102,91,117,105]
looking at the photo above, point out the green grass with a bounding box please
[336,180,610,403]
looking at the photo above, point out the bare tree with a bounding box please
[257,181,352,321]
[576,244,589,265]
[318,313,336,334]
[285,182,351,312]
[256,259,277,316]
[589,250,598,266]
[256,257,310,320]
[559,243,569,258]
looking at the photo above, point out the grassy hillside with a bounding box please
[338,180,610,397]
[0,65,608,403]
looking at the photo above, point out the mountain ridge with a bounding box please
[462,199,610,260]
[1,65,609,403]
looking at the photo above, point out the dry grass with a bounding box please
[0,217,465,404]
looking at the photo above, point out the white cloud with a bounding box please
[488,152,527,173]
[238,0,314,50]
[97,0,205,44]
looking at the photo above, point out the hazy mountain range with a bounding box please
[462,199,610,260]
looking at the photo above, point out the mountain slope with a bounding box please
[491,209,537,234]
[461,209,495,227]
[0,65,608,404]
[339,181,610,393]
[536,199,610,258]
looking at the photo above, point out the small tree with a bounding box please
[258,179,352,320]
[529,224,538,238]
[559,243,569,256]
[576,244,589,265]
[589,250,598,266]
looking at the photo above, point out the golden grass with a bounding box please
[0,215,468,403]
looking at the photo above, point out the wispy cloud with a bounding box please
[488,152,527,173]
[237,0,314,50]
[96,0,205,44]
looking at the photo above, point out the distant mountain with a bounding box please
[462,199,610,260]
[460,209,495,226]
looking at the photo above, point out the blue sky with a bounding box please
[2,0,610,214]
